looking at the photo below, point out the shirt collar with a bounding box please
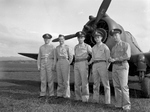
[60,44,65,47]
[78,43,85,47]
[96,42,103,47]
[116,40,122,46]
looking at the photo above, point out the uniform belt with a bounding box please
[41,57,48,59]
[112,60,127,64]
[41,57,54,59]
[93,60,106,64]
[75,58,88,62]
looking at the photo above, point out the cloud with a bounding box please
[78,11,84,15]
[0,0,150,56]
[0,23,66,56]
[0,24,42,56]
[0,23,11,34]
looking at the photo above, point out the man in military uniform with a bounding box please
[55,34,73,98]
[109,28,131,111]
[89,29,111,105]
[74,31,92,102]
[37,33,56,98]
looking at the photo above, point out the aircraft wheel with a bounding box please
[141,76,150,98]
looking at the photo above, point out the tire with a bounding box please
[141,77,150,98]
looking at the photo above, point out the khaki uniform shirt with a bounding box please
[37,44,55,68]
[74,43,92,60]
[56,44,73,64]
[111,41,131,61]
[91,42,110,63]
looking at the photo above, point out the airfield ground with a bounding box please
[0,60,150,112]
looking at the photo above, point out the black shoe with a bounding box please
[115,107,122,110]
[55,96,63,99]
[105,104,111,106]
[104,104,112,108]
[38,96,46,99]
[48,96,56,99]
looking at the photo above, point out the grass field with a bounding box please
[0,61,150,112]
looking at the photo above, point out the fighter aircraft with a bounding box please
[19,0,150,98]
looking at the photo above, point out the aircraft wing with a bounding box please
[18,53,38,60]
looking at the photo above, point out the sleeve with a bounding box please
[105,45,110,61]
[87,45,92,55]
[37,47,41,69]
[119,43,131,61]
[55,46,58,61]
[53,47,56,66]
[89,47,94,64]
[74,45,77,56]
[110,46,114,58]
[104,45,110,68]
[68,46,73,64]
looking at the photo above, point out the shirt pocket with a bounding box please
[117,48,124,54]
[76,48,87,56]
[60,48,67,56]
[99,48,104,54]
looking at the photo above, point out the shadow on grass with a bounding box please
[0,79,142,101]
[0,79,40,87]
[47,96,121,111]
[0,79,40,100]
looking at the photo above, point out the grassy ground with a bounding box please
[0,79,150,112]
[0,61,150,112]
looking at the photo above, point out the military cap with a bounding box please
[76,31,85,38]
[110,28,122,36]
[58,34,64,38]
[42,33,52,39]
[58,34,65,40]
[92,29,105,37]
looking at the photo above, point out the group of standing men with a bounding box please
[37,28,131,111]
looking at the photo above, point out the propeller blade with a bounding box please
[52,34,76,42]
[94,0,111,25]
[52,38,59,42]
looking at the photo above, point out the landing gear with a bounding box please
[136,54,149,98]
[139,71,150,98]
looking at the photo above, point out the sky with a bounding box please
[0,0,150,57]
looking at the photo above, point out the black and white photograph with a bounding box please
[0,0,150,111]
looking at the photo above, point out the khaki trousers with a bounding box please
[92,62,111,104]
[56,59,70,98]
[112,62,131,108]
[40,59,54,96]
[74,61,89,101]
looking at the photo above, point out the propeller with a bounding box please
[52,34,76,42]
[94,0,111,25]
[52,0,111,42]
[84,0,111,31]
